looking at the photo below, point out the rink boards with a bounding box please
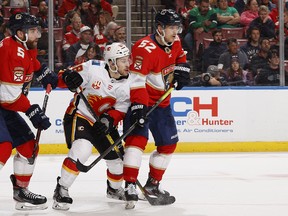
[21,87,288,153]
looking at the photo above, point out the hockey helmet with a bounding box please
[155,9,181,28]
[9,13,39,35]
[104,42,130,73]
[104,42,130,63]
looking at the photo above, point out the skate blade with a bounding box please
[15,201,48,211]
[107,193,126,201]
[52,200,71,211]
[125,200,136,209]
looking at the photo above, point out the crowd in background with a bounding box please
[177,0,288,86]
[0,0,287,86]
[0,0,124,71]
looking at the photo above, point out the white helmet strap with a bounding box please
[157,25,173,47]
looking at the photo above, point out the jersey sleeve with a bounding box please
[109,80,131,125]
[129,39,156,105]
[0,38,32,112]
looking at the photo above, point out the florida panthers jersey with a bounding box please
[0,37,41,112]
[129,34,186,107]
[60,60,131,125]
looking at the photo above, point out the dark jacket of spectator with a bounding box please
[248,17,275,39]
[202,41,227,71]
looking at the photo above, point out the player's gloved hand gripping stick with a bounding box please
[75,86,175,205]
[27,84,52,165]
[76,86,174,172]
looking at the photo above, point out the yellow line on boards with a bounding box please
[11,142,288,154]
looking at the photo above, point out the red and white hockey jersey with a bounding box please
[58,60,131,125]
[129,34,186,107]
[0,37,41,112]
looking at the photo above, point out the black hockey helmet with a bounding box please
[155,9,181,27]
[9,13,39,35]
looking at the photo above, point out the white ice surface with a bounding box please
[0,153,288,216]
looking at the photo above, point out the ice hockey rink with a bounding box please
[0,153,288,216]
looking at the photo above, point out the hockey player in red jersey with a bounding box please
[122,9,191,209]
[0,13,58,210]
[52,42,131,210]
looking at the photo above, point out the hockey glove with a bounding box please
[93,113,114,135]
[173,63,191,90]
[62,69,83,92]
[25,104,51,130]
[35,64,58,89]
[130,103,147,127]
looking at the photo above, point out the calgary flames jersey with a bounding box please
[0,37,41,112]
[129,34,186,107]
[60,60,131,125]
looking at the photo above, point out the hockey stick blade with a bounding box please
[27,84,52,165]
[76,87,174,172]
[146,194,176,206]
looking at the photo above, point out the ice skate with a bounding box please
[10,174,47,210]
[142,176,176,205]
[52,176,73,211]
[124,182,138,209]
[106,180,125,200]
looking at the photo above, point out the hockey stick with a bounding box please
[76,87,174,205]
[76,86,174,173]
[27,84,52,165]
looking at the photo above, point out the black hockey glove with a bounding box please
[35,64,58,89]
[173,63,191,90]
[62,69,83,92]
[130,103,147,127]
[93,113,114,135]
[25,104,51,130]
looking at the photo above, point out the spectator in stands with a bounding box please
[74,43,102,64]
[201,29,227,71]
[113,25,126,44]
[250,37,271,76]
[240,27,261,61]
[218,37,249,71]
[74,0,91,27]
[62,15,82,51]
[259,0,276,11]
[222,57,254,85]
[63,11,83,33]
[233,0,246,15]
[87,1,101,27]
[36,0,48,29]
[185,0,217,59]
[215,0,240,28]
[275,9,288,37]
[240,0,259,31]
[248,5,275,39]
[179,0,197,36]
[255,49,288,85]
[0,22,10,41]
[8,0,29,9]
[93,15,116,50]
[64,25,94,67]
[58,0,77,18]
[269,0,288,24]
[190,65,228,86]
